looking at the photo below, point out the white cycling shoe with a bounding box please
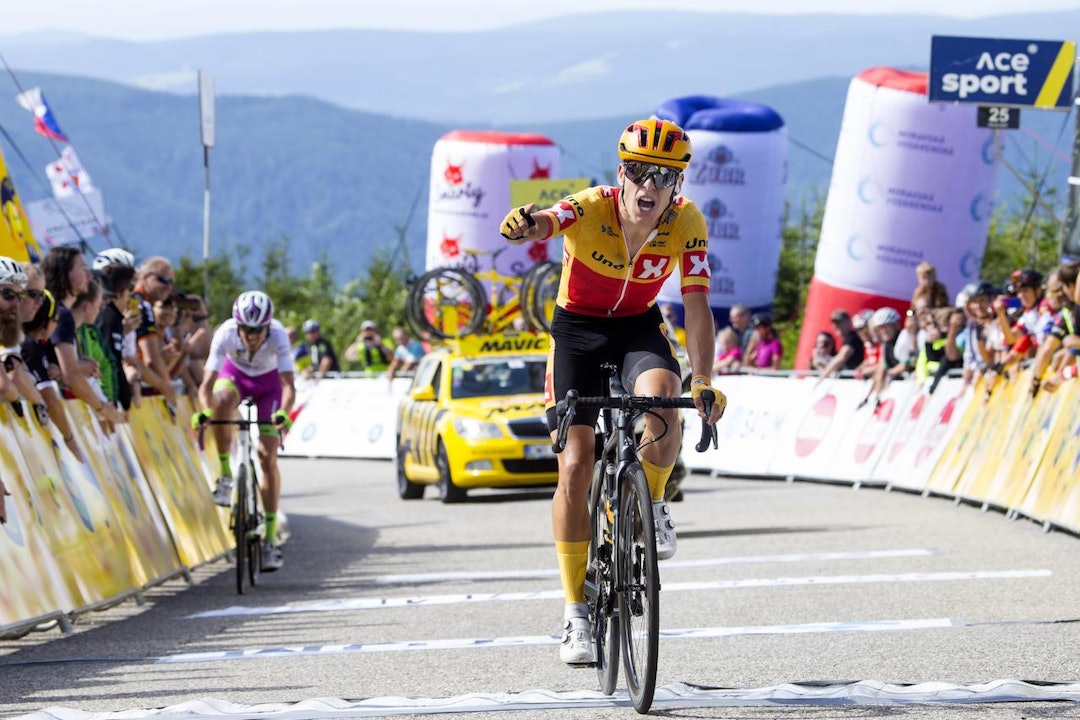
[559,616,595,665]
[211,477,233,507]
[653,501,677,560]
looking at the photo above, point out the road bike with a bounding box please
[198,399,275,595]
[553,365,717,714]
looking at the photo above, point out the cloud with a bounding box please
[548,53,616,86]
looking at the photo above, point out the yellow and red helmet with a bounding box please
[617,118,692,170]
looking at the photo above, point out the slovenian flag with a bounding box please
[15,87,69,142]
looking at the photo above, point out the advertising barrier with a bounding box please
[1,396,228,637]
[7,369,1080,636]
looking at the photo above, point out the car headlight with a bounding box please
[452,417,504,439]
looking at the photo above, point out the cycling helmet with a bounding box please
[852,308,875,330]
[0,254,27,284]
[232,290,274,327]
[1010,268,1044,290]
[0,256,27,288]
[617,118,693,170]
[869,307,901,329]
[302,318,320,333]
[967,281,999,299]
[92,248,135,271]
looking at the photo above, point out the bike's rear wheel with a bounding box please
[587,461,619,695]
[233,465,249,595]
[618,463,659,714]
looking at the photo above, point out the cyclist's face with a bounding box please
[238,324,267,350]
[618,162,678,226]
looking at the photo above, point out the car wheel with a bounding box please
[397,442,425,500]
[436,440,466,504]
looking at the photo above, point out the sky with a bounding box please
[7,0,1079,40]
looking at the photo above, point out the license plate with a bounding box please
[525,443,555,459]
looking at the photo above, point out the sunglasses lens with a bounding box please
[624,162,679,188]
[26,289,43,300]
[0,289,24,301]
[241,325,264,335]
[156,274,174,285]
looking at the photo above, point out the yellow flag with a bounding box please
[0,145,41,261]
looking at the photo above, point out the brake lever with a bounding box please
[695,389,717,453]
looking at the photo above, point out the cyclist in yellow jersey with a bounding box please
[501,118,726,665]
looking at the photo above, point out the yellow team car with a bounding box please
[395,333,558,502]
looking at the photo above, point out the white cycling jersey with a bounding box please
[205,318,295,376]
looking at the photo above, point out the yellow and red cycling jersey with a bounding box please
[536,185,710,318]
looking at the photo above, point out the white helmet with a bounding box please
[92,248,135,271]
[232,290,274,327]
[869,307,901,329]
[0,256,28,288]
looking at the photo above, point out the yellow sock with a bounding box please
[641,457,674,503]
[555,540,589,604]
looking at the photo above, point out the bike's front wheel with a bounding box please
[618,462,659,714]
[587,461,619,695]
[233,465,249,595]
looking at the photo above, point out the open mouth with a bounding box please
[637,197,656,212]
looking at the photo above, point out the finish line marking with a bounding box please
[24,679,1080,719]
[369,548,935,585]
[159,617,956,664]
[188,568,1050,619]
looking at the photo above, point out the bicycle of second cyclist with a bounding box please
[198,399,274,595]
[553,364,717,714]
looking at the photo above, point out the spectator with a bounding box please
[809,330,836,372]
[20,289,83,460]
[852,309,879,376]
[94,261,138,410]
[345,320,392,372]
[386,327,426,381]
[2,262,49,419]
[0,257,27,404]
[859,307,905,408]
[911,261,950,310]
[179,293,211,390]
[131,257,178,404]
[745,312,781,371]
[893,307,920,373]
[914,307,962,391]
[728,303,753,356]
[300,318,340,381]
[712,326,743,374]
[819,309,865,379]
[42,246,123,426]
[987,269,1044,390]
[71,278,115,414]
[958,281,997,387]
[1030,261,1079,396]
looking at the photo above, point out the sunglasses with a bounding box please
[25,289,45,301]
[623,161,681,189]
[155,273,175,285]
[239,325,266,336]
[0,288,27,302]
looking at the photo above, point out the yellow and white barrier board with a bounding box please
[0,395,229,636]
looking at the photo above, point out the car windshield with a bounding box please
[450,357,546,399]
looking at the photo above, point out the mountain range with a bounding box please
[0,11,1075,283]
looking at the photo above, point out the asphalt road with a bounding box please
[4,456,1080,719]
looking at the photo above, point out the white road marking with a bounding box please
[188,568,1051,618]
[368,548,935,585]
[158,617,956,663]
[24,679,1080,719]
